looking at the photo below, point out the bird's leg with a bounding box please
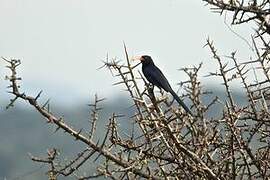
[147,84,155,102]
[147,85,161,114]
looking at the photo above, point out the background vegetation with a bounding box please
[1,0,270,179]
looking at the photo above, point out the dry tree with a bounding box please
[3,0,270,179]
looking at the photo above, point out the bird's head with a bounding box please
[135,55,154,65]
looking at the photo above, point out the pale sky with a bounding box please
[0,0,254,106]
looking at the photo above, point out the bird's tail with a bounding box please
[170,90,193,116]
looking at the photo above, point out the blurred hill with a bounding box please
[0,89,246,180]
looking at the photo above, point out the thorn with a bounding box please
[42,99,51,108]
[75,129,83,140]
[94,152,102,163]
[54,126,61,133]
[1,57,11,63]
[46,117,54,123]
[97,97,106,102]
[35,90,43,101]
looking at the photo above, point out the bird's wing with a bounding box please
[143,66,172,92]
[143,64,193,116]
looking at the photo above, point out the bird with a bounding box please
[137,55,193,116]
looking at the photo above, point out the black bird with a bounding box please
[138,55,193,116]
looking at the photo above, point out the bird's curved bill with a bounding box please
[131,56,143,61]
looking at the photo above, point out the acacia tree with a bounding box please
[3,0,270,179]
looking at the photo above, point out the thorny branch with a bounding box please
[3,1,270,179]
[5,37,270,178]
[3,57,158,179]
[203,0,270,35]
